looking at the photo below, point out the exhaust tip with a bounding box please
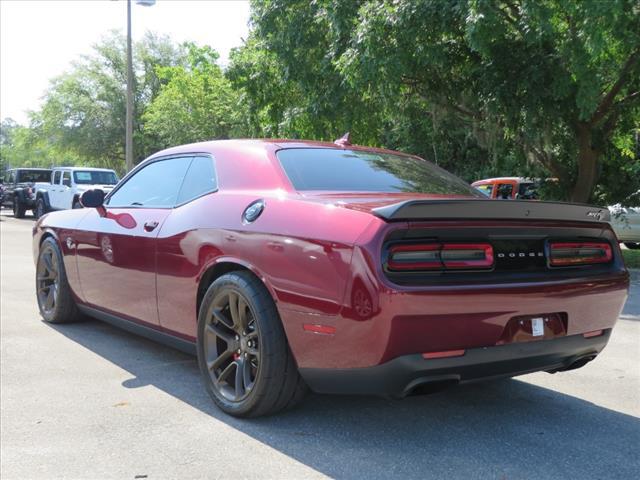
[404,378,459,397]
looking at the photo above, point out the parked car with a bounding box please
[32,139,629,417]
[609,190,640,249]
[2,168,52,218]
[34,167,119,219]
[472,177,539,199]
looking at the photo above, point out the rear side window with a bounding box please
[176,156,217,205]
[74,170,118,185]
[107,157,191,208]
[277,148,481,196]
[496,183,513,199]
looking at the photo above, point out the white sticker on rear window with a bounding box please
[531,317,544,337]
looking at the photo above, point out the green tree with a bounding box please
[36,31,187,173]
[232,0,640,202]
[143,44,244,146]
[338,0,640,201]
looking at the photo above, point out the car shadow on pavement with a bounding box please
[46,318,639,480]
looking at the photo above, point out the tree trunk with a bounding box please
[570,123,599,203]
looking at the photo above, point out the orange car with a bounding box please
[472,177,538,200]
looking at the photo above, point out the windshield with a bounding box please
[17,170,51,183]
[73,170,118,185]
[277,148,482,196]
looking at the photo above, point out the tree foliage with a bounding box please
[230,0,640,202]
[2,2,639,205]
[143,44,244,147]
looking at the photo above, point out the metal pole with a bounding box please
[125,0,134,173]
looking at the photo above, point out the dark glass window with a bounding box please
[107,157,191,208]
[176,156,217,205]
[496,183,514,199]
[53,171,61,184]
[62,171,72,187]
[16,170,51,183]
[277,148,481,196]
[476,184,493,197]
[74,170,118,185]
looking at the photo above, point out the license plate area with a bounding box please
[496,313,567,345]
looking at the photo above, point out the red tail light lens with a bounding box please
[549,242,612,266]
[388,243,494,271]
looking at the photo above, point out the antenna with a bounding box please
[334,132,351,147]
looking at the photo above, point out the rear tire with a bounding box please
[36,238,84,323]
[13,200,26,218]
[72,199,82,209]
[197,271,307,417]
[624,242,640,250]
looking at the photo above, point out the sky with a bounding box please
[0,0,251,124]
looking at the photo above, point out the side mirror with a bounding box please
[80,189,105,209]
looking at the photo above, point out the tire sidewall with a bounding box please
[36,238,62,322]
[35,199,45,219]
[196,274,274,417]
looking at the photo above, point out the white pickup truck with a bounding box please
[35,167,119,218]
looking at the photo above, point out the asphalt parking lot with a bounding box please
[1,211,639,480]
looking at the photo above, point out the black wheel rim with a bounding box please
[37,246,59,315]
[203,290,259,402]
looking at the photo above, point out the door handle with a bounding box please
[143,221,159,232]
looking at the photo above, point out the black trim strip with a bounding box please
[78,305,197,355]
[373,199,610,223]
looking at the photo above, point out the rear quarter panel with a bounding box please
[155,190,378,339]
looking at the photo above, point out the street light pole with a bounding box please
[125,0,134,173]
[124,0,155,173]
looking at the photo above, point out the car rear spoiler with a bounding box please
[372,199,611,223]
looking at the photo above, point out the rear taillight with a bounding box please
[548,242,612,266]
[387,243,494,271]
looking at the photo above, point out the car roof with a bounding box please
[10,167,51,171]
[52,167,115,172]
[147,138,417,160]
[472,177,532,185]
[140,139,422,192]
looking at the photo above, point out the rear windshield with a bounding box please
[277,148,481,196]
[16,170,51,183]
[74,170,118,185]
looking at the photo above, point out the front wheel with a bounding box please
[197,271,306,417]
[36,238,84,323]
[35,198,47,219]
[624,242,640,250]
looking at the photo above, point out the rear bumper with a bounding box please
[300,331,610,396]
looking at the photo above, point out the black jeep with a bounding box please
[1,168,52,218]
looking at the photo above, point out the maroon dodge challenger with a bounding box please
[33,139,629,417]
